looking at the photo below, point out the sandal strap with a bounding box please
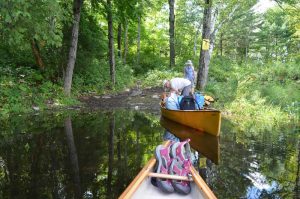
[176,139,191,161]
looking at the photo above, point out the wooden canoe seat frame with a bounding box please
[148,172,193,181]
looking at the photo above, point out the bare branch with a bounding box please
[273,0,287,11]
[211,4,240,41]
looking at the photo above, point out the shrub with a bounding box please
[0,65,79,116]
[141,69,182,87]
[225,91,291,133]
[204,57,299,131]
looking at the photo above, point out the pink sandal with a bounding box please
[170,139,192,161]
[154,144,174,193]
[169,139,192,194]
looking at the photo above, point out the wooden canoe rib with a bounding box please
[119,141,217,199]
[160,105,221,136]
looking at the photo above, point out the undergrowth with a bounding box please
[206,59,299,132]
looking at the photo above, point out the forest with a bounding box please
[0,1,300,198]
[0,0,299,128]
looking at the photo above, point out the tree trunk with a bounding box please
[169,0,175,68]
[197,0,214,91]
[117,23,122,58]
[30,38,45,70]
[123,19,128,64]
[63,0,83,96]
[196,3,238,91]
[136,14,141,66]
[107,0,116,87]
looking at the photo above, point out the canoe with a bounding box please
[119,141,217,199]
[160,117,220,164]
[160,105,221,136]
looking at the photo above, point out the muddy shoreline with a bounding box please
[79,87,164,113]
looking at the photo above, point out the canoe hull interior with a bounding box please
[131,176,206,199]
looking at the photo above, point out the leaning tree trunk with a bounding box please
[30,38,45,70]
[63,0,83,96]
[169,0,175,68]
[196,0,213,91]
[107,0,115,87]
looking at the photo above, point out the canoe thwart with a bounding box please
[148,172,193,181]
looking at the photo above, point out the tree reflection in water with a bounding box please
[0,110,163,199]
[0,110,298,199]
[65,116,81,198]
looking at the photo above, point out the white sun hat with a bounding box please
[185,60,193,66]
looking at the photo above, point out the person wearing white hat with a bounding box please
[163,78,191,96]
[183,60,195,93]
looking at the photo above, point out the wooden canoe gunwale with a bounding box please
[118,157,157,199]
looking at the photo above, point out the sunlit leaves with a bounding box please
[0,0,70,50]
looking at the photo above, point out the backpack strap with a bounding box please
[193,94,201,110]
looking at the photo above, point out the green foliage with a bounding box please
[141,69,181,87]
[115,62,135,90]
[132,52,168,75]
[72,59,135,94]
[205,57,239,104]
[0,0,299,124]
[0,65,79,117]
[205,57,299,132]
[226,91,290,133]
[73,59,109,94]
[0,0,69,49]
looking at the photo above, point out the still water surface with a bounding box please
[0,110,298,199]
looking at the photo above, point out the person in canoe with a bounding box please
[163,90,180,110]
[163,78,192,96]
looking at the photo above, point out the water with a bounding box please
[0,110,298,199]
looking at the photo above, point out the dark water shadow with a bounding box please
[160,116,220,165]
[0,110,164,199]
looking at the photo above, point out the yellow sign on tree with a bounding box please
[202,39,210,50]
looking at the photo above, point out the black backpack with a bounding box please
[179,96,196,110]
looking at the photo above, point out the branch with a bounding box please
[211,4,240,41]
[273,0,287,11]
[274,0,299,11]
